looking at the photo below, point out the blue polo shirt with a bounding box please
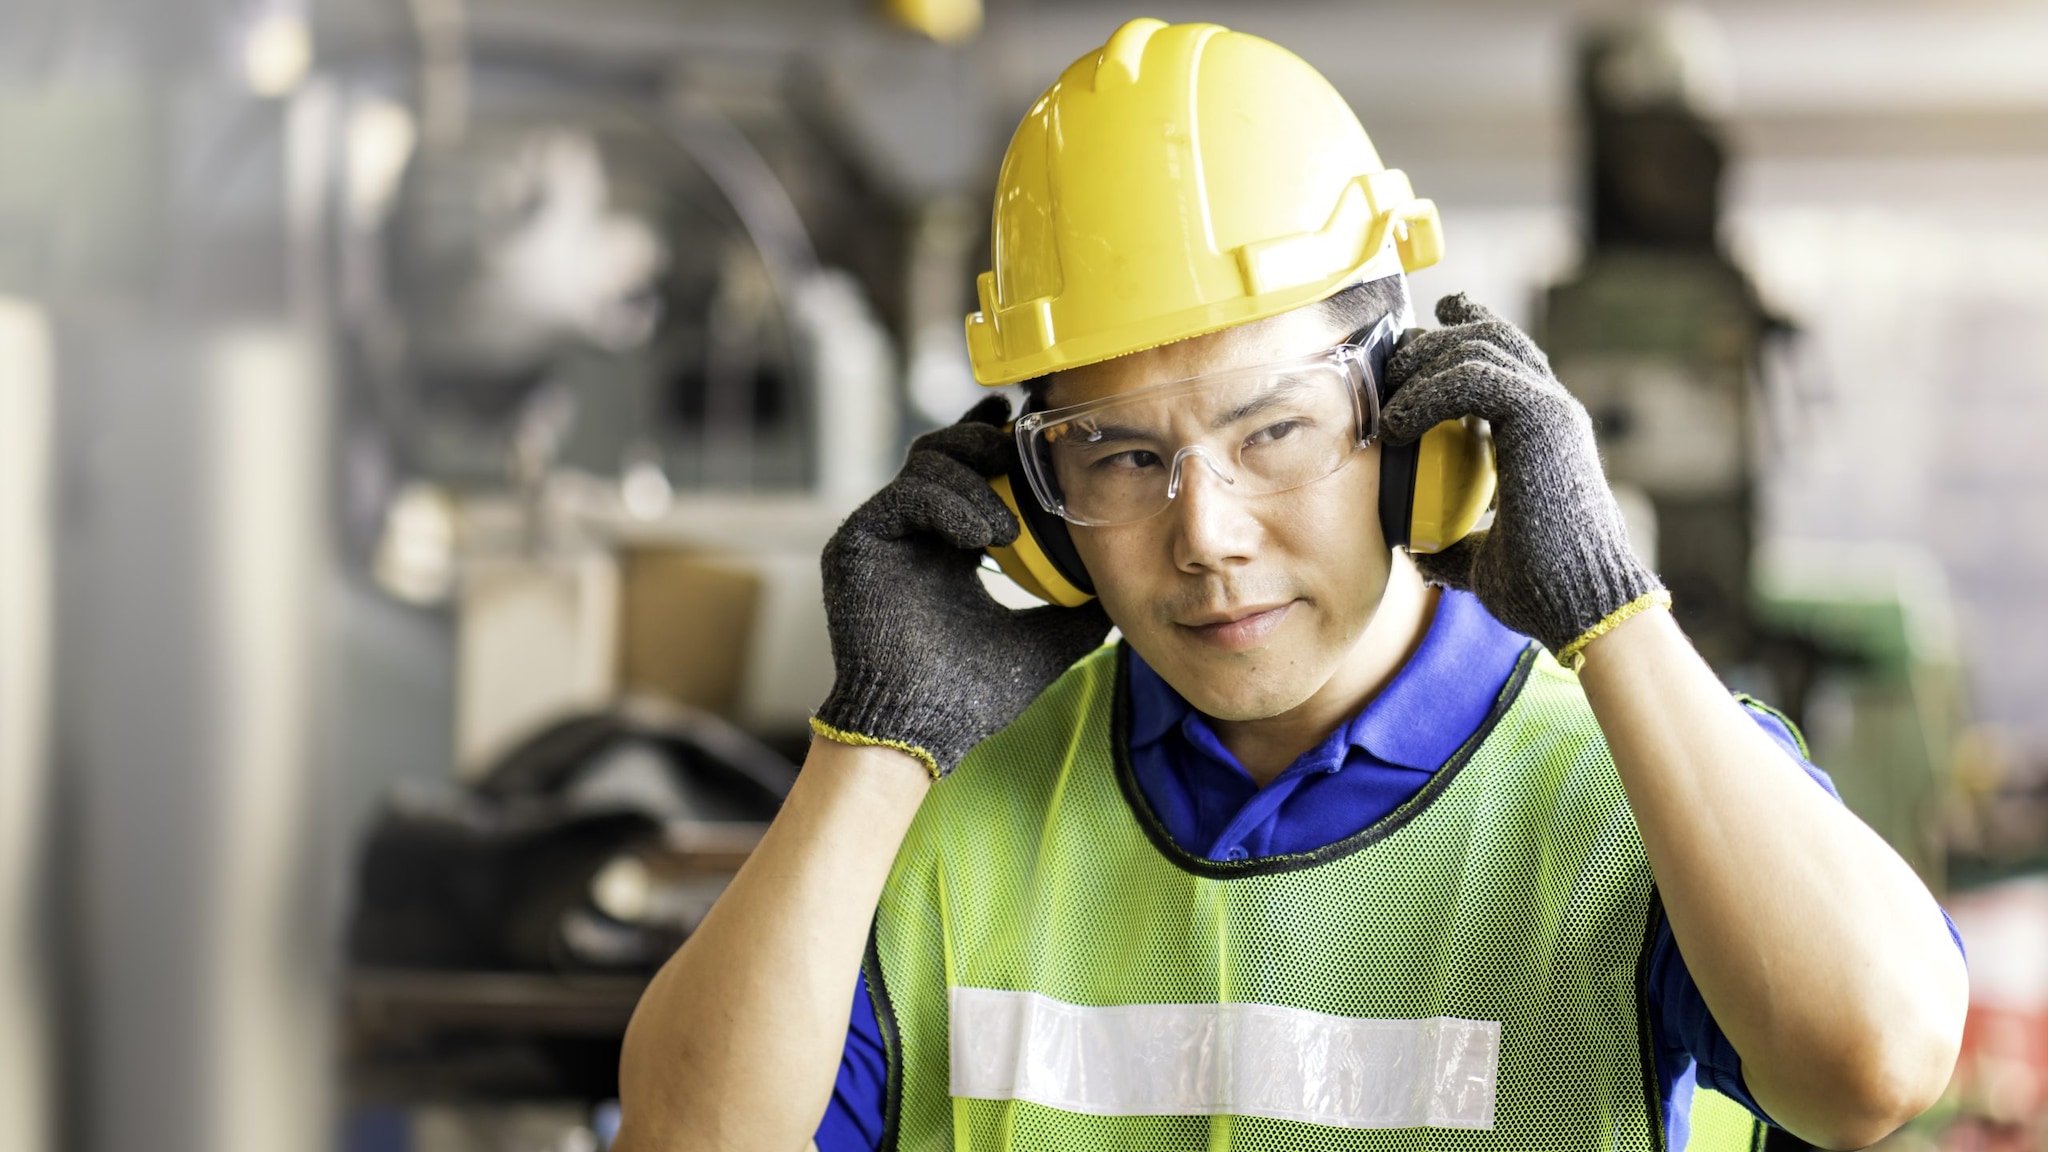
[812,590,1947,1151]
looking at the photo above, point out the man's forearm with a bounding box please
[615,739,931,1152]
[1578,608,1966,1149]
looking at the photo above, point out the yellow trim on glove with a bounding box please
[1557,590,1673,673]
[809,717,942,781]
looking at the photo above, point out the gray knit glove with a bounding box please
[813,396,1114,778]
[1381,294,1663,656]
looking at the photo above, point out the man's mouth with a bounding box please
[1174,601,1297,650]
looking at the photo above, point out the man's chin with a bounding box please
[1153,652,1316,724]
[1188,689,1313,724]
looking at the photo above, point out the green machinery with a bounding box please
[1540,13,1965,887]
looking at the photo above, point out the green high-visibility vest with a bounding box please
[868,644,1764,1151]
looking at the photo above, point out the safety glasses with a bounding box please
[1014,314,1398,527]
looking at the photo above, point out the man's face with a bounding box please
[1048,305,1394,722]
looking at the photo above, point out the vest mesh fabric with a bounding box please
[1687,1086,1767,1152]
[868,644,1761,1151]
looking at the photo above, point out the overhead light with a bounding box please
[882,0,982,45]
[621,449,674,523]
[372,482,457,606]
[589,854,654,925]
[346,99,417,232]
[244,12,312,98]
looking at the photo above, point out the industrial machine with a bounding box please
[1540,9,1785,676]
[1542,1,1969,940]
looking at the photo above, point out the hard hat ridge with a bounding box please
[1090,16,1170,90]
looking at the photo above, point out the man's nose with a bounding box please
[1167,448,1258,573]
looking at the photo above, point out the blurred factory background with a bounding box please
[2,0,2047,1149]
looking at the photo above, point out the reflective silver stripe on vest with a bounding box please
[949,987,1501,1129]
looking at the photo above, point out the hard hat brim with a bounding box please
[967,241,1411,388]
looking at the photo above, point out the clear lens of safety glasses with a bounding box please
[1015,317,1395,527]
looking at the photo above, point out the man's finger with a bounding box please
[1014,598,1115,653]
[957,394,1012,429]
[894,453,1020,546]
[1436,295,1552,367]
[1409,532,1483,591]
[1381,360,1530,443]
[1434,292,1504,329]
[1392,336,1541,401]
[875,479,1011,549]
[1386,325,1463,386]
[911,413,1013,478]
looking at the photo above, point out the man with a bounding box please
[617,19,1965,1152]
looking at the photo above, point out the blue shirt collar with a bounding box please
[1126,589,1532,776]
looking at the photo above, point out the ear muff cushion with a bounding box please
[1376,328,1424,550]
[1377,437,1419,550]
[1000,430,1095,597]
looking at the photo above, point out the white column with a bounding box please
[0,297,55,1152]
[202,326,331,1152]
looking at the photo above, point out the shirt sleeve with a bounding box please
[1647,700,1968,1125]
[813,970,889,1152]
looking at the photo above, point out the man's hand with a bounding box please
[814,395,1112,776]
[1381,294,1661,655]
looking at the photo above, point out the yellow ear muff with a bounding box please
[986,475,1096,607]
[1405,416,1496,554]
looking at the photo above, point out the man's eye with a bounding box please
[1244,419,1306,449]
[1094,449,1162,471]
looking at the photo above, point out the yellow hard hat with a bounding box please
[965,17,1444,386]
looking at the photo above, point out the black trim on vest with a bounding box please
[1639,889,1770,1152]
[1732,692,1811,761]
[861,922,907,1152]
[1109,639,1541,880]
[1638,889,1671,1152]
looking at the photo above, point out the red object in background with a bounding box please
[1945,877,2048,1149]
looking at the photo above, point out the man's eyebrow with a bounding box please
[1212,378,1314,430]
